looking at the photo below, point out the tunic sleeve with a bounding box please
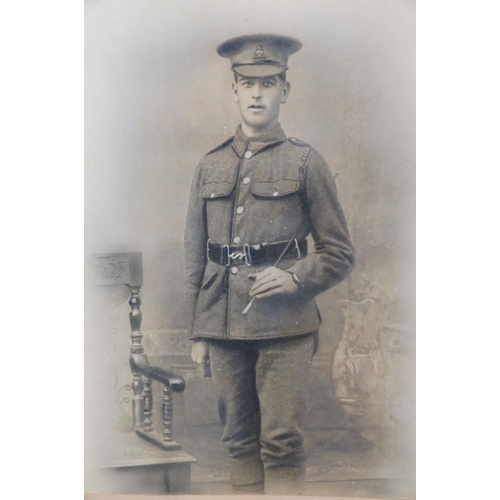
[287,150,355,300]
[184,159,207,332]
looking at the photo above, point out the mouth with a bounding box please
[248,105,266,110]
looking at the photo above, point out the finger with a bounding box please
[255,268,288,284]
[254,287,284,299]
[254,266,277,281]
[251,274,280,291]
[250,277,281,295]
[248,269,267,281]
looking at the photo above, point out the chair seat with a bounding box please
[90,432,196,494]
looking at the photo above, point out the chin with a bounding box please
[244,116,272,129]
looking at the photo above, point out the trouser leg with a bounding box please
[208,340,264,491]
[256,334,315,495]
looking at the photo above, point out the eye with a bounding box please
[263,80,274,87]
[241,81,252,88]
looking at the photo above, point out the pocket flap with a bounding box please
[202,270,218,289]
[251,179,300,198]
[201,260,220,289]
[200,181,235,199]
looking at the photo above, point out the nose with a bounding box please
[252,82,263,99]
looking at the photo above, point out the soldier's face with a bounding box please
[232,75,290,133]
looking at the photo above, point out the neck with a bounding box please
[240,117,280,138]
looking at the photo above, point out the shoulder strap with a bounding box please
[287,137,312,189]
[298,145,312,215]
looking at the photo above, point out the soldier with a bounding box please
[185,34,355,494]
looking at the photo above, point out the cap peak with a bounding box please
[217,34,302,78]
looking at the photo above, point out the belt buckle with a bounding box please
[243,244,252,266]
[206,239,212,262]
[222,244,230,266]
[228,249,246,264]
[294,238,302,259]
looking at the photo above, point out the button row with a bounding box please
[232,168,250,251]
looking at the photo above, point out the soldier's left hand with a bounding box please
[248,266,298,299]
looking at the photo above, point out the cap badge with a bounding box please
[254,45,265,59]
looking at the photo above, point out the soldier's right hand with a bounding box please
[191,340,209,365]
[248,266,299,298]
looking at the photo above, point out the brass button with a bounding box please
[244,151,253,159]
[273,191,279,197]
[236,206,245,214]
[242,176,251,185]
[233,236,241,244]
[211,193,216,198]
[231,266,239,275]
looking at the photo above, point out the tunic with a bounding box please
[184,123,354,340]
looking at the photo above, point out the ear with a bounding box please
[232,82,239,103]
[280,81,291,104]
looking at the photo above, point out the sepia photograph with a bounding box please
[85,0,415,498]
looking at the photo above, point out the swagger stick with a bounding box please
[242,224,304,315]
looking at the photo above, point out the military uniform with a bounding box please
[184,34,354,494]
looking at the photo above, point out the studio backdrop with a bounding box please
[85,0,415,495]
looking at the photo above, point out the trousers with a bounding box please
[208,333,315,495]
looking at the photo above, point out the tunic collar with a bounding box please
[232,123,287,157]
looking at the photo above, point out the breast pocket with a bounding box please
[250,178,304,230]
[200,180,235,199]
[251,179,300,199]
[200,179,236,241]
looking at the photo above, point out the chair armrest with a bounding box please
[130,354,185,392]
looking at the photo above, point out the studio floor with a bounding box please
[178,423,415,499]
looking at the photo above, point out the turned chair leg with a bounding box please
[162,386,173,442]
[129,285,145,429]
[143,376,153,432]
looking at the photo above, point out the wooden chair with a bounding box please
[85,251,196,494]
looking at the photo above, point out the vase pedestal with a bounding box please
[331,299,386,449]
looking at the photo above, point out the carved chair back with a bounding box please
[86,252,185,451]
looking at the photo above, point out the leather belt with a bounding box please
[207,238,308,267]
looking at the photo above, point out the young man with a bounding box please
[185,34,355,494]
